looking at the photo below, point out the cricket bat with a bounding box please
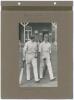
[19,61,25,84]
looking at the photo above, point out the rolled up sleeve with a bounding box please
[49,44,51,54]
[39,43,42,53]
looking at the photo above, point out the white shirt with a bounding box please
[23,40,38,60]
[39,41,51,59]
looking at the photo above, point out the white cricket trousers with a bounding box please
[40,56,54,80]
[26,54,39,81]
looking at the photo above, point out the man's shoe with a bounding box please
[35,79,40,83]
[27,79,30,81]
[50,77,56,81]
[40,77,43,79]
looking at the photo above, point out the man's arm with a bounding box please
[49,43,52,60]
[23,42,28,61]
[39,43,42,53]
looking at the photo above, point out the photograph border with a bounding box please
[1,1,73,99]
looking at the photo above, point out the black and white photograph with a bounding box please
[19,22,58,87]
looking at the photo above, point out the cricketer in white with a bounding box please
[39,33,56,81]
[23,35,40,82]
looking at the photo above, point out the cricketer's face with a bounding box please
[35,34,39,42]
[39,33,43,41]
[44,34,49,42]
